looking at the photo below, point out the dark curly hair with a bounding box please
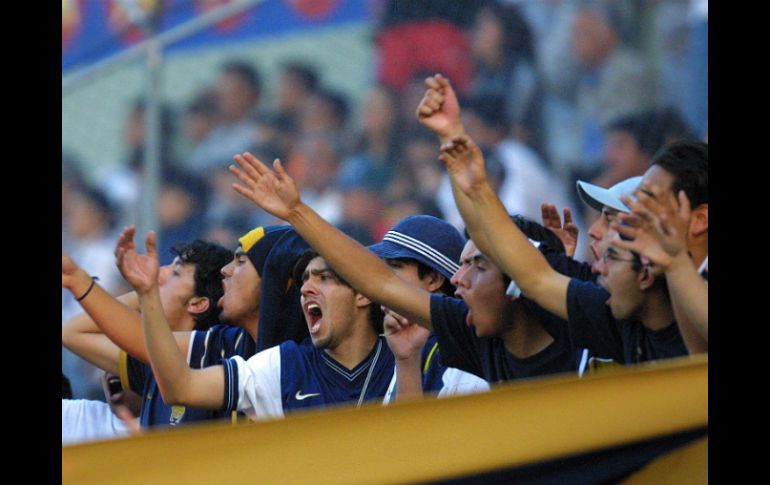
[170,240,233,331]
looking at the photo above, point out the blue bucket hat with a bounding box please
[368,215,465,280]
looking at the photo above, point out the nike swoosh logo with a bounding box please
[295,390,321,401]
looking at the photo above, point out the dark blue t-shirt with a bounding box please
[565,279,687,364]
[429,294,583,384]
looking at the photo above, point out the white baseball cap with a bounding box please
[576,176,643,213]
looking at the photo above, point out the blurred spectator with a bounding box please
[201,143,283,235]
[62,185,127,316]
[156,169,209,265]
[285,133,343,225]
[97,99,176,227]
[335,85,400,193]
[570,2,658,167]
[470,1,545,158]
[651,0,708,139]
[178,88,218,169]
[590,108,692,191]
[251,113,295,160]
[337,184,384,246]
[395,72,440,135]
[62,185,127,400]
[374,0,485,94]
[296,87,350,141]
[436,98,570,230]
[684,0,708,138]
[273,61,320,129]
[62,151,85,246]
[385,129,446,214]
[202,213,254,250]
[536,1,658,178]
[188,60,262,171]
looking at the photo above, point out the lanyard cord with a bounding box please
[357,338,382,408]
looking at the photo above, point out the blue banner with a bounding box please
[62,0,371,72]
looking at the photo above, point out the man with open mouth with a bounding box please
[62,224,309,427]
[116,231,395,420]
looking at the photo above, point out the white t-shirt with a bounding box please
[62,399,131,446]
[382,366,490,404]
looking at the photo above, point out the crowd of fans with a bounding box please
[62,0,708,465]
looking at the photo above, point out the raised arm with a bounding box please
[439,136,571,319]
[61,253,192,372]
[415,74,493,253]
[230,153,434,329]
[612,185,708,352]
[115,227,225,409]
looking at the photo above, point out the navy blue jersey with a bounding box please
[421,334,445,393]
[121,353,216,428]
[189,324,256,368]
[430,294,585,384]
[119,324,256,428]
[566,279,688,364]
[221,337,395,420]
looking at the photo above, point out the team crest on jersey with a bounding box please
[170,405,186,425]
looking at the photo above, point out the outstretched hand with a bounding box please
[229,152,301,221]
[114,226,160,295]
[541,203,579,257]
[610,183,690,269]
[438,135,488,195]
[416,74,464,142]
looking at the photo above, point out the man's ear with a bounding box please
[187,296,210,316]
[689,203,708,237]
[425,271,446,294]
[355,293,372,309]
[638,266,659,291]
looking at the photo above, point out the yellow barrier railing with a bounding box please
[63,354,707,484]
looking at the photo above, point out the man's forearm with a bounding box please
[140,288,192,402]
[63,266,150,367]
[666,253,708,349]
[393,356,424,401]
[467,183,570,319]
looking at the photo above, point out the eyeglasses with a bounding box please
[602,250,638,265]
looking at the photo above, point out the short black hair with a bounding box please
[651,139,708,207]
[388,258,455,297]
[292,250,384,334]
[171,240,233,331]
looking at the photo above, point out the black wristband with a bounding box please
[76,276,100,302]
